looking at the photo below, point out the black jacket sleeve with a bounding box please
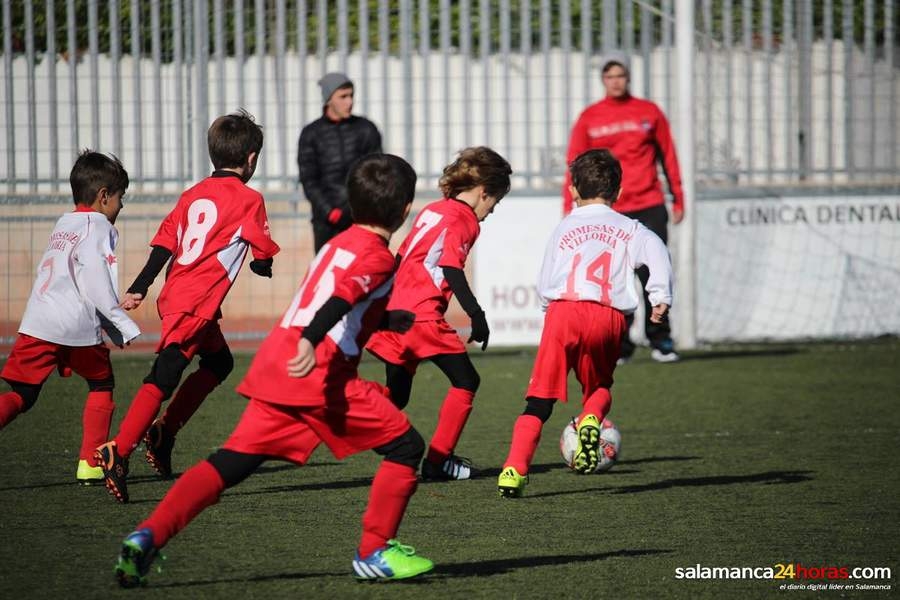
[127,245,173,296]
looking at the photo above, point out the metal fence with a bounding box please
[1,0,897,195]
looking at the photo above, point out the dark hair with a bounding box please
[207,109,264,170]
[439,146,512,200]
[347,154,417,230]
[570,149,622,203]
[69,150,129,206]
[602,61,628,75]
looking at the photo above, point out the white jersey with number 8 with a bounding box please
[537,203,673,314]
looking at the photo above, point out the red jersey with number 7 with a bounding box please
[236,226,396,406]
[537,203,673,314]
[386,198,480,320]
[149,172,280,320]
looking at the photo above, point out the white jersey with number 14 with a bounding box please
[537,203,673,314]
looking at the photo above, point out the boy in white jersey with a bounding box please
[497,148,672,497]
[0,151,140,484]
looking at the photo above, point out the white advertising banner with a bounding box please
[473,196,560,346]
[473,193,900,346]
[697,194,900,341]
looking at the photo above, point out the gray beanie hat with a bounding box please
[600,50,630,73]
[318,72,353,104]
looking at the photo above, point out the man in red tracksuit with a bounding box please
[563,51,684,363]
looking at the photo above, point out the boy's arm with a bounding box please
[122,245,172,309]
[287,297,353,377]
[631,225,674,317]
[77,225,141,346]
[241,198,281,278]
[442,266,489,351]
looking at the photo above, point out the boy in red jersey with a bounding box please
[113,154,434,587]
[0,151,140,484]
[95,110,280,503]
[366,147,512,480]
[498,149,673,497]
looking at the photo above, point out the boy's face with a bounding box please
[97,189,125,224]
[473,191,501,222]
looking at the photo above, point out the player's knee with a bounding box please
[450,366,480,393]
[206,448,266,488]
[374,427,425,469]
[523,396,556,423]
[143,344,190,399]
[86,374,115,392]
[198,345,234,383]
[9,381,42,412]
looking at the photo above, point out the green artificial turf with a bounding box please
[1,339,897,599]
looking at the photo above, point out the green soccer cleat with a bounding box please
[497,466,527,498]
[76,459,104,486]
[115,528,162,588]
[573,414,601,474]
[352,539,434,580]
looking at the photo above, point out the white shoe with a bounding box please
[650,348,680,363]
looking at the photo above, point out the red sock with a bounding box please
[80,391,115,463]
[579,388,612,424]
[114,384,165,458]
[503,414,543,475]
[0,391,25,429]
[161,368,220,436]
[358,460,418,558]
[425,387,474,464]
[138,460,225,548]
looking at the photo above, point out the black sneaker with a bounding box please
[421,454,475,480]
[144,420,176,479]
[95,442,130,503]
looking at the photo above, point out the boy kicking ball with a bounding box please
[498,149,673,497]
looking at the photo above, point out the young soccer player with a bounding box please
[0,151,140,484]
[95,110,280,503]
[113,153,434,587]
[497,148,673,497]
[366,147,512,481]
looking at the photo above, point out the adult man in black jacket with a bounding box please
[298,72,383,251]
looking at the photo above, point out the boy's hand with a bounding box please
[287,338,316,377]
[385,310,415,333]
[249,258,274,278]
[120,292,144,310]
[650,303,670,324]
[468,310,490,351]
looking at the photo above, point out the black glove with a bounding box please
[467,310,490,351]
[249,257,273,278]
[382,310,415,333]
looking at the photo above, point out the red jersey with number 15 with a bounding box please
[386,198,480,320]
[236,226,396,406]
[150,172,280,319]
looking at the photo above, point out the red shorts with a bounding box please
[1,334,112,385]
[526,301,626,403]
[223,378,411,462]
[157,313,227,358]
[366,319,467,374]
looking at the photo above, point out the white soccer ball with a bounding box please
[559,416,621,473]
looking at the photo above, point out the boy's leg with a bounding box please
[503,397,556,475]
[0,336,58,428]
[383,362,414,410]
[0,382,40,429]
[423,353,479,479]
[65,344,118,480]
[359,428,424,557]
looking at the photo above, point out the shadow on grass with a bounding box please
[617,455,701,466]
[0,473,162,492]
[526,470,814,499]
[223,475,374,497]
[154,548,670,588]
[677,347,802,362]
